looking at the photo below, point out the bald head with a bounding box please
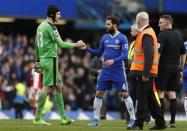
[137,12,149,21]
[136,12,149,29]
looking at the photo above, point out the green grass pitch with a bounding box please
[0,120,186,131]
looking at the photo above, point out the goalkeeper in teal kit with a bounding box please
[33,5,85,125]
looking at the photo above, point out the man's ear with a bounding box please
[166,20,170,27]
[113,24,118,29]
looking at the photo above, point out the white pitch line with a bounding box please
[1,125,126,129]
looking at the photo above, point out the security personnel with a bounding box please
[13,82,28,119]
[128,24,154,124]
[128,24,139,64]
[125,24,138,124]
[127,24,139,110]
[128,12,166,130]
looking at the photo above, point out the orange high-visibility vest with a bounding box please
[130,27,158,75]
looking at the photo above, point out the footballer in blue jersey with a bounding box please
[183,41,187,117]
[87,31,128,91]
[87,32,128,83]
[183,41,187,93]
[81,16,135,128]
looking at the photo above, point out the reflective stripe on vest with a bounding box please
[133,49,158,55]
[130,27,158,74]
[128,41,135,60]
[133,59,159,64]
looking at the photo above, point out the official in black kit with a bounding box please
[155,15,186,128]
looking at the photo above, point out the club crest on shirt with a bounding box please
[115,39,120,44]
[54,29,61,39]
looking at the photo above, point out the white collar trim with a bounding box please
[110,31,120,38]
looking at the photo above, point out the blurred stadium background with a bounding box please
[0,0,187,120]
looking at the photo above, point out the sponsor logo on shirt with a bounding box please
[104,39,120,49]
[157,43,160,49]
[106,44,120,49]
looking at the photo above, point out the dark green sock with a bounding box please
[54,92,65,119]
[34,91,48,121]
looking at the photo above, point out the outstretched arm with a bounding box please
[56,39,85,49]
[48,27,85,49]
[86,45,104,57]
[84,37,105,57]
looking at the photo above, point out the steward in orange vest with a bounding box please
[127,12,166,130]
[130,26,159,76]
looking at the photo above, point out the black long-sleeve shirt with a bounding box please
[158,29,186,65]
[142,34,154,77]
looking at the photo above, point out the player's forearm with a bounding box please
[86,47,102,57]
[56,39,75,48]
[179,54,186,70]
[143,35,154,77]
[114,47,128,62]
[114,54,127,63]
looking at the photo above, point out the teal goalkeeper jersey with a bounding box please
[35,21,75,59]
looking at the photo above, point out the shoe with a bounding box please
[149,125,167,130]
[168,123,176,128]
[144,116,151,124]
[87,119,99,126]
[145,120,151,124]
[127,119,135,129]
[127,125,143,130]
[100,116,106,120]
[127,120,143,130]
[33,119,51,125]
[61,116,74,125]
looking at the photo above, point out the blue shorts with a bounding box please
[96,80,128,92]
[183,66,187,92]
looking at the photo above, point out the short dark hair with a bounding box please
[105,15,120,27]
[160,15,173,25]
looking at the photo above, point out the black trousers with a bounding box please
[14,103,24,119]
[129,75,165,127]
